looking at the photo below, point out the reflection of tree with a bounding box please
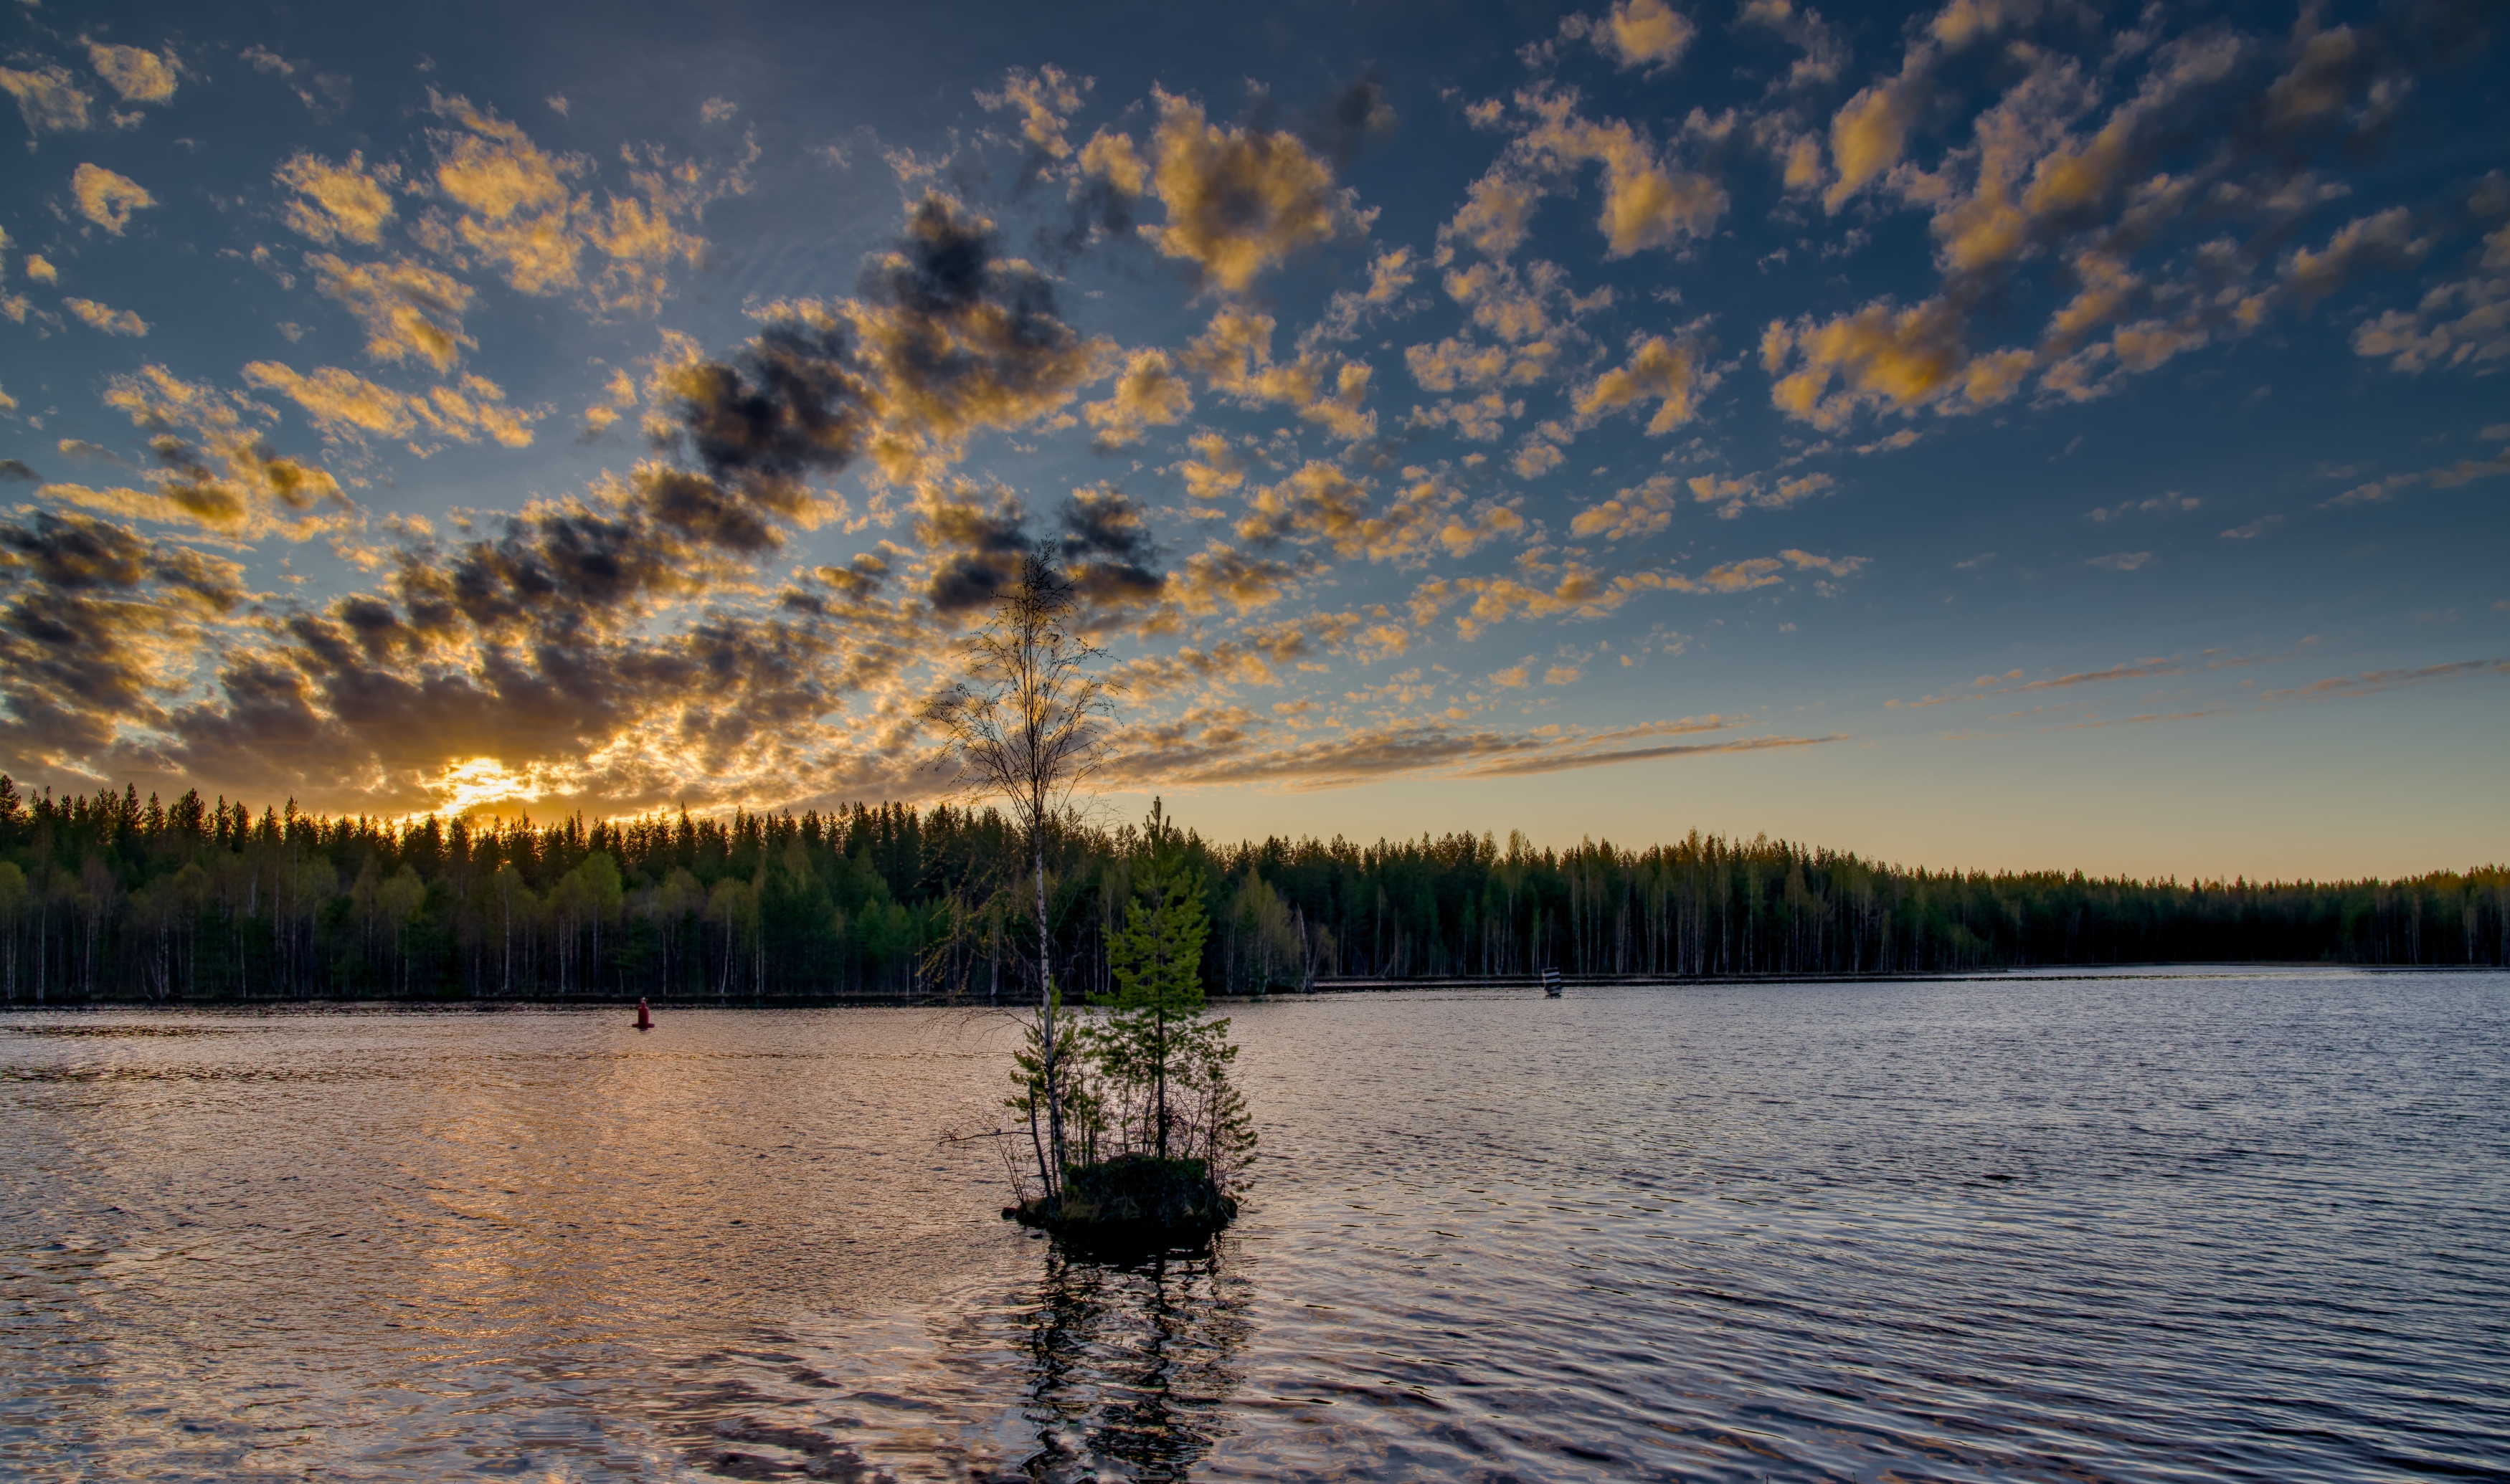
[1013,1244,1251,1481]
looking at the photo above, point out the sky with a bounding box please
[0,0,2504,879]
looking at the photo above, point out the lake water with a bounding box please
[1,969,2504,1481]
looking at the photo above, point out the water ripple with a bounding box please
[0,970,2504,1480]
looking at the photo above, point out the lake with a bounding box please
[2,969,2504,1480]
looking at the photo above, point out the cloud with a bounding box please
[1081,348,1193,449]
[2319,438,2510,510]
[1887,656,2238,709]
[72,163,155,233]
[85,42,179,105]
[1761,13,2478,429]
[1570,475,1679,541]
[241,363,539,450]
[1109,711,1834,790]
[1824,57,1930,211]
[1,66,93,134]
[277,151,399,245]
[308,254,477,371]
[1574,335,1709,433]
[1136,91,1363,293]
[977,65,1086,159]
[2259,657,2509,704]
[421,92,714,315]
[1170,541,1308,616]
[1446,170,1543,260]
[1406,334,1555,391]
[98,366,349,536]
[1510,87,1726,257]
[2087,493,2199,522]
[1596,0,1697,70]
[1684,470,1837,519]
[1411,548,1860,638]
[1304,246,1419,347]
[1058,484,1164,607]
[1763,295,1972,431]
[913,481,1033,612]
[0,511,244,769]
[1306,73,1398,168]
[1738,0,1848,92]
[835,193,1109,480]
[1464,732,1839,776]
[1237,461,1372,552]
[1180,308,1375,440]
[2085,551,2151,571]
[2351,194,2510,376]
[1511,437,1566,479]
[1078,127,1148,196]
[63,297,147,336]
[1439,257,1599,343]
[1409,389,1521,442]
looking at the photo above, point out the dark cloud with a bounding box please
[1059,485,1164,606]
[851,193,1103,470]
[1307,72,1398,168]
[0,513,241,768]
[921,490,1033,613]
[0,460,38,483]
[671,318,868,493]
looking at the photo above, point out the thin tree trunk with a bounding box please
[1036,825,1062,1199]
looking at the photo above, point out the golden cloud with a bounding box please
[1574,336,1708,433]
[1,66,92,133]
[242,362,539,450]
[978,65,1086,159]
[99,366,349,536]
[1597,0,1696,70]
[1181,307,1375,440]
[85,42,179,105]
[64,297,147,336]
[1082,348,1193,449]
[72,163,154,234]
[1517,91,1725,257]
[1143,90,1361,292]
[308,254,477,371]
[278,151,399,246]
[423,92,712,315]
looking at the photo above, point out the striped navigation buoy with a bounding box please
[635,997,654,1030]
[1541,967,1563,997]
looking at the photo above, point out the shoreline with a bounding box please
[0,961,2497,1013]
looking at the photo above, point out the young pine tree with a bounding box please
[1094,799,1212,1164]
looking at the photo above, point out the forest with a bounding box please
[1,777,2503,1004]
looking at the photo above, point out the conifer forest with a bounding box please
[3,778,2503,1004]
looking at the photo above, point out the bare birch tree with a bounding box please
[923,551,1115,1200]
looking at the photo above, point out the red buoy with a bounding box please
[635,997,653,1031]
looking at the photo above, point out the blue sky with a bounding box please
[1,0,2504,877]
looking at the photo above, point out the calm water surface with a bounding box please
[1,969,2504,1480]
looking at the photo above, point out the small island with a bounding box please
[1002,801,1252,1250]
[927,561,1254,1252]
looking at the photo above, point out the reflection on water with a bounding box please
[660,1243,1251,1482]
[1013,1250,1250,1480]
[2,972,2506,1481]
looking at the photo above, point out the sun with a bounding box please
[427,757,539,818]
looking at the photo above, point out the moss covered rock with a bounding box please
[1009,1155,1238,1251]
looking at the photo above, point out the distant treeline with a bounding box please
[0,779,2502,1004]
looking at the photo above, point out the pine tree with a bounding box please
[1094,799,1211,1161]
